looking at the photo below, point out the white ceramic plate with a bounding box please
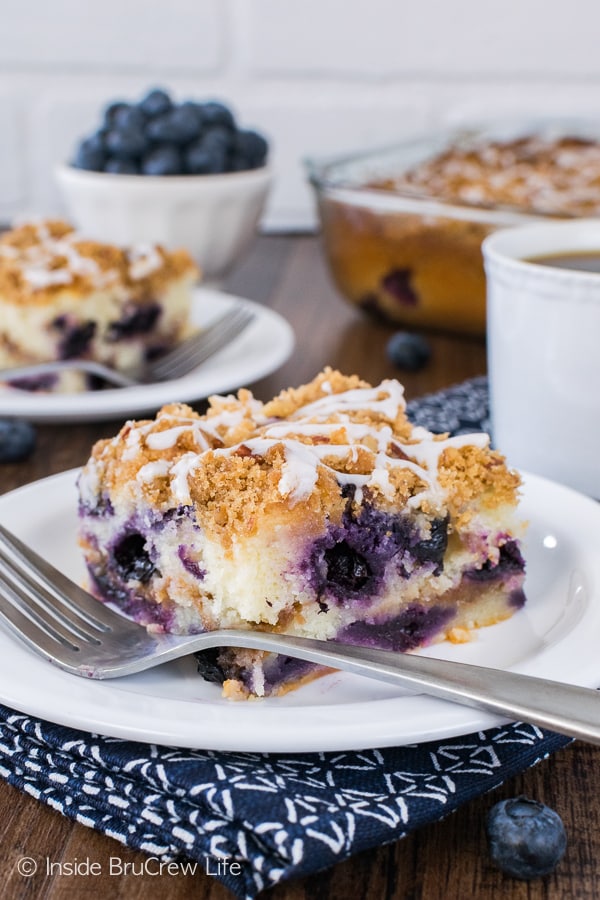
[0,288,295,423]
[0,469,599,753]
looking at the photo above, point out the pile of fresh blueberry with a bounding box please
[72,88,269,177]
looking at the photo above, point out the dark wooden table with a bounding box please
[1,235,598,900]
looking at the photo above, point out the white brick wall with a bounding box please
[0,90,22,218]
[248,0,600,78]
[0,0,225,70]
[2,0,600,230]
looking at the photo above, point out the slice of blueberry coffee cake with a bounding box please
[0,220,198,392]
[77,369,527,698]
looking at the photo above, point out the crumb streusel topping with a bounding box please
[376,135,600,216]
[0,220,198,305]
[82,369,520,538]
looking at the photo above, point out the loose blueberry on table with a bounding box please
[72,87,269,176]
[0,419,36,463]
[486,796,567,879]
[386,332,431,372]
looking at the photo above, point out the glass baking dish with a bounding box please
[307,121,600,336]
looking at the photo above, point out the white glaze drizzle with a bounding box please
[200,400,265,438]
[19,224,103,289]
[118,424,143,462]
[136,459,172,483]
[3,222,166,292]
[78,457,101,506]
[170,452,203,504]
[293,380,406,422]
[128,244,163,281]
[145,424,211,452]
[102,380,491,511]
[22,267,74,288]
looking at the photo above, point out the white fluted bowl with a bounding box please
[55,164,272,285]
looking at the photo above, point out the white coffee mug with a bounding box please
[483,219,600,498]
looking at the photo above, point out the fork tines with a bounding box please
[0,522,124,658]
[148,306,255,382]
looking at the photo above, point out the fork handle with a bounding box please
[209,631,600,744]
[0,359,136,388]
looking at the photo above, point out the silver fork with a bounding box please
[0,306,255,389]
[0,520,599,744]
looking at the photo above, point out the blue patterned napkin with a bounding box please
[0,378,572,898]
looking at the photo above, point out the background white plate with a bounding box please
[0,288,295,423]
[0,469,599,753]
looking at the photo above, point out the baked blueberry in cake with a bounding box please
[0,220,198,392]
[77,369,527,698]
